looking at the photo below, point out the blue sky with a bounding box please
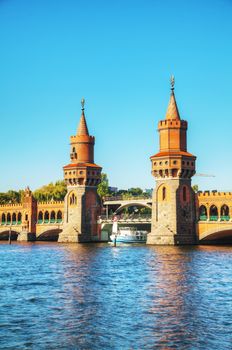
[0,0,232,192]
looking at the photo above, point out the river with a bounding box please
[0,242,232,349]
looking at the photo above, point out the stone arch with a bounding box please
[209,205,218,221]
[12,213,17,225]
[17,212,22,224]
[37,228,62,241]
[200,226,232,243]
[1,213,6,224]
[0,230,20,240]
[157,183,170,202]
[57,210,62,222]
[199,205,207,221]
[69,192,77,206]
[38,211,43,224]
[50,210,56,223]
[44,211,49,223]
[7,213,11,225]
[220,204,230,221]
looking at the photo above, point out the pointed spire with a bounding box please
[77,98,89,136]
[165,75,180,120]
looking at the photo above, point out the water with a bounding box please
[0,243,232,349]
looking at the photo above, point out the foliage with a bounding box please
[0,190,22,204]
[97,173,110,198]
[33,180,67,202]
[192,185,199,193]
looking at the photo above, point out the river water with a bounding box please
[0,242,232,349]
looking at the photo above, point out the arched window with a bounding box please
[209,205,218,221]
[17,212,22,224]
[162,187,166,201]
[1,213,6,224]
[12,213,16,225]
[70,193,77,205]
[50,211,56,223]
[57,210,62,223]
[199,205,207,221]
[72,147,76,153]
[221,205,230,221]
[7,213,11,225]
[44,211,49,223]
[183,186,187,201]
[38,211,43,224]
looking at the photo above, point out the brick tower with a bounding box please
[147,77,197,245]
[58,99,102,242]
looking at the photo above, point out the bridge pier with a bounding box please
[17,230,36,242]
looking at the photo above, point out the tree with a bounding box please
[97,173,109,198]
[192,185,199,193]
[33,180,67,202]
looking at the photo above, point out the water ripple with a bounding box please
[0,243,232,349]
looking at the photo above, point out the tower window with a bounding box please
[183,187,187,201]
[162,187,166,200]
[70,193,77,205]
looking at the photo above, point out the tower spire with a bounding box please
[77,98,89,136]
[165,75,180,120]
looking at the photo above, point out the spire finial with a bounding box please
[170,75,175,92]
[81,98,85,111]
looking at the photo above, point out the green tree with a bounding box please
[97,173,109,198]
[33,180,67,202]
[192,185,199,193]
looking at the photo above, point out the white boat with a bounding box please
[110,219,147,244]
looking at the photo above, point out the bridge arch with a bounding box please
[200,226,232,243]
[115,202,152,214]
[37,228,62,241]
[0,230,20,240]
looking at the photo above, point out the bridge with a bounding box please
[1,189,232,243]
[0,189,64,241]
[197,191,232,242]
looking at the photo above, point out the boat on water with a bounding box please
[109,219,148,244]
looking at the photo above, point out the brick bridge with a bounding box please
[0,188,64,241]
[1,189,232,243]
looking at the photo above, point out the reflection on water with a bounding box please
[0,242,232,349]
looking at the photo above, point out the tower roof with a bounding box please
[77,98,89,136]
[165,75,180,120]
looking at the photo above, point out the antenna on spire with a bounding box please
[170,75,175,92]
[81,98,85,111]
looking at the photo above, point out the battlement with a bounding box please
[197,191,232,198]
[70,135,95,143]
[0,203,23,209]
[158,119,187,129]
[37,201,64,207]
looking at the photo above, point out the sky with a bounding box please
[0,0,232,192]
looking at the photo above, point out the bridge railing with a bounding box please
[103,195,152,202]
[100,213,151,221]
